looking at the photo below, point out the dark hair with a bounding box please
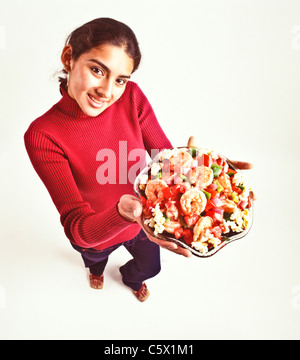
[58,18,141,87]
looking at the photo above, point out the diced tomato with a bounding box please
[204,154,212,167]
[205,199,214,212]
[182,228,193,245]
[168,185,178,197]
[205,208,224,224]
[139,195,147,207]
[174,227,183,239]
[211,226,222,239]
[143,199,154,217]
[205,209,215,219]
[147,199,154,208]
[216,157,226,167]
[227,168,237,176]
[232,184,242,194]
[169,184,180,196]
[198,153,212,167]
[162,186,173,200]
[184,214,200,227]
[205,188,218,199]
[170,183,188,196]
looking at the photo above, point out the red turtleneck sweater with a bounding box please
[24,81,172,250]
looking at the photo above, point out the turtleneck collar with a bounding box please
[56,83,127,119]
[56,85,92,119]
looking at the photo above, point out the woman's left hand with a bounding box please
[118,195,192,257]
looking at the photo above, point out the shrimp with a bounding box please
[188,165,214,189]
[165,200,179,220]
[217,173,232,193]
[180,188,207,216]
[193,216,214,242]
[222,199,237,213]
[169,149,193,171]
[145,179,168,203]
[163,220,181,234]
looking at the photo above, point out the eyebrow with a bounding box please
[88,58,131,79]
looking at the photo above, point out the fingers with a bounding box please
[133,202,142,218]
[118,194,142,222]
[187,136,197,148]
[230,160,253,170]
[249,190,257,201]
[151,237,192,258]
[169,247,192,257]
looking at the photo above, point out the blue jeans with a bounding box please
[71,229,161,291]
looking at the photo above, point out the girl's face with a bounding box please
[62,44,134,117]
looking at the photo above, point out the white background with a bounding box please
[1,0,300,340]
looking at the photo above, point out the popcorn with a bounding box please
[150,162,161,177]
[223,208,250,233]
[144,203,165,236]
[191,241,208,254]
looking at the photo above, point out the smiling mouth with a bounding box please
[87,94,107,108]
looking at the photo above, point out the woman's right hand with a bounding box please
[118,194,192,257]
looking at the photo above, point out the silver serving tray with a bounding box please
[133,148,253,258]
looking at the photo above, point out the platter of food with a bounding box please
[133,147,253,257]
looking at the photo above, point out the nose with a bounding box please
[96,78,113,99]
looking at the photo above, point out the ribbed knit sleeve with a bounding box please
[133,84,173,155]
[24,129,136,248]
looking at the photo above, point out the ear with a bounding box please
[61,44,73,72]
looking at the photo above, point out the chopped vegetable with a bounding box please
[213,179,224,193]
[227,169,237,177]
[198,153,212,167]
[162,186,173,200]
[211,163,222,178]
[179,173,192,184]
[202,189,211,199]
[188,147,198,158]
[231,191,239,204]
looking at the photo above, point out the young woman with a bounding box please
[24,18,253,302]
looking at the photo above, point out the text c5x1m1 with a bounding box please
[104,343,193,357]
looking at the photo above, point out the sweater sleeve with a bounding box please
[24,129,135,248]
[133,84,173,156]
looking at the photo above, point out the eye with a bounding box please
[91,67,104,76]
[116,78,127,86]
